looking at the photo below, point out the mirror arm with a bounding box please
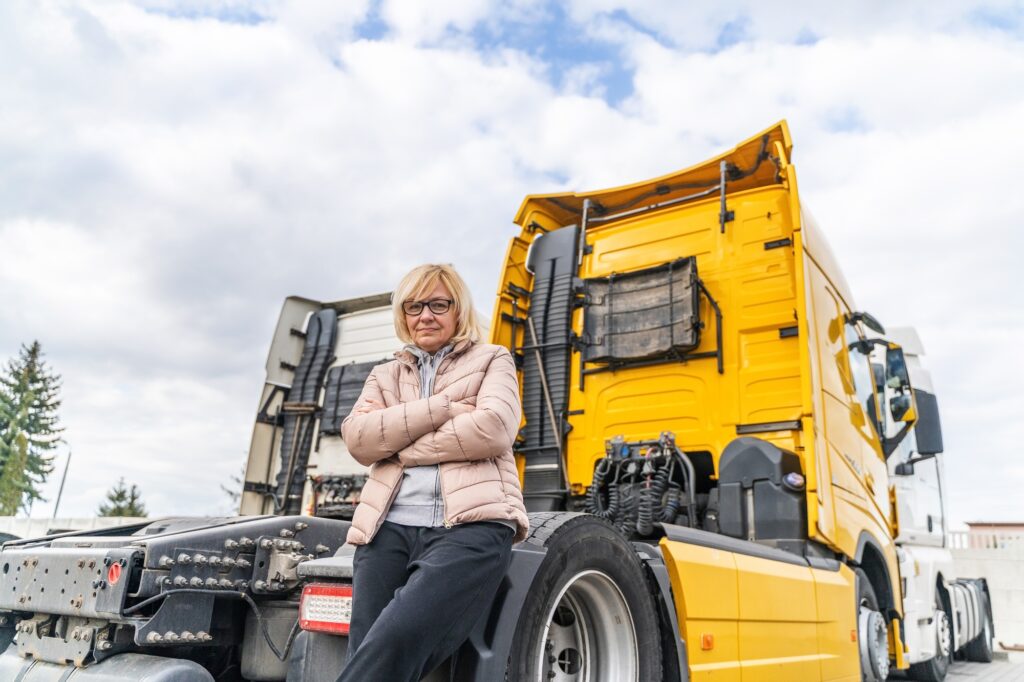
[882,422,913,459]
[905,453,936,466]
[847,311,886,334]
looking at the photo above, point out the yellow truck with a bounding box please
[0,122,994,681]
[476,120,991,681]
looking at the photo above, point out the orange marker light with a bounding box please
[701,633,714,650]
[851,629,858,642]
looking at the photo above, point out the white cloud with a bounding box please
[1,0,1022,525]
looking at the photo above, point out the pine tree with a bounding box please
[0,341,63,514]
[98,477,148,517]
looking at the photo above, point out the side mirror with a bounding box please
[912,389,944,455]
[890,393,913,421]
[847,311,886,334]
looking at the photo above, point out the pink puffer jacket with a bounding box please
[341,341,529,545]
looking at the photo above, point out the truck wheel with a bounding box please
[907,599,951,681]
[963,593,994,663]
[856,568,890,682]
[507,512,663,681]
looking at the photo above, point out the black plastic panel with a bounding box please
[275,309,337,514]
[320,360,384,436]
[912,389,944,455]
[716,437,806,542]
[520,226,579,509]
[583,257,700,363]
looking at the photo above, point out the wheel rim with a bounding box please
[536,570,639,681]
[935,609,952,660]
[858,602,890,680]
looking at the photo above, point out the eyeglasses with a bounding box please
[402,298,453,316]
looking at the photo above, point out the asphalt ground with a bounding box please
[888,653,1024,681]
[945,656,1024,681]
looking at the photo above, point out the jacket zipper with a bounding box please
[433,350,455,528]
[368,466,404,543]
[435,468,452,528]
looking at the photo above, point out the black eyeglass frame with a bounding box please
[402,298,454,316]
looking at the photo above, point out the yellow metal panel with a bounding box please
[562,186,805,492]
[661,539,742,682]
[663,539,863,682]
[733,554,819,681]
[812,564,860,682]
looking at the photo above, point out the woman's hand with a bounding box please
[354,397,384,415]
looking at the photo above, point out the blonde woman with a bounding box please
[339,263,528,681]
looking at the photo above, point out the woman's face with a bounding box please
[405,281,457,353]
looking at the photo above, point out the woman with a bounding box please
[339,263,529,681]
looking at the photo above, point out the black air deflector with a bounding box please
[320,360,385,436]
[275,309,337,515]
[519,225,579,511]
[582,257,700,363]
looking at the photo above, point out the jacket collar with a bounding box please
[394,338,473,368]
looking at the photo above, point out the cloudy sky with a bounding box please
[1,0,1022,525]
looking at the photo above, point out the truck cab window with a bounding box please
[845,324,882,437]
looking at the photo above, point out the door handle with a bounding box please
[865,472,875,493]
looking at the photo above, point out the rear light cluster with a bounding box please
[299,583,353,635]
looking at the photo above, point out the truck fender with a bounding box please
[853,531,896,610]
[452,542,547,681]
[456,537,689,681]
[632,542,689,682]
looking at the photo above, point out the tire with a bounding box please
[963,593,994,663]
[907,598,951,682]
[856,568,890,682]
[506,512,663,682]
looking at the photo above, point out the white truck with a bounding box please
[238,293,401,520]
[884,327,994,679]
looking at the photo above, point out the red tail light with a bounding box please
[299,583,353,635]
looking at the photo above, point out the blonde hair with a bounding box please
[393,264,483,346]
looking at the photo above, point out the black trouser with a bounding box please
[339,521,514,682]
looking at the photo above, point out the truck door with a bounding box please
[807,270,866,544]
[844,324,893,531]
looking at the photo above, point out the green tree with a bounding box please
[0,341,63,514]
[98,477,147,517]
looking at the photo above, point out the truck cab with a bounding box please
[238,293,399,520]
[489,120,921,679]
